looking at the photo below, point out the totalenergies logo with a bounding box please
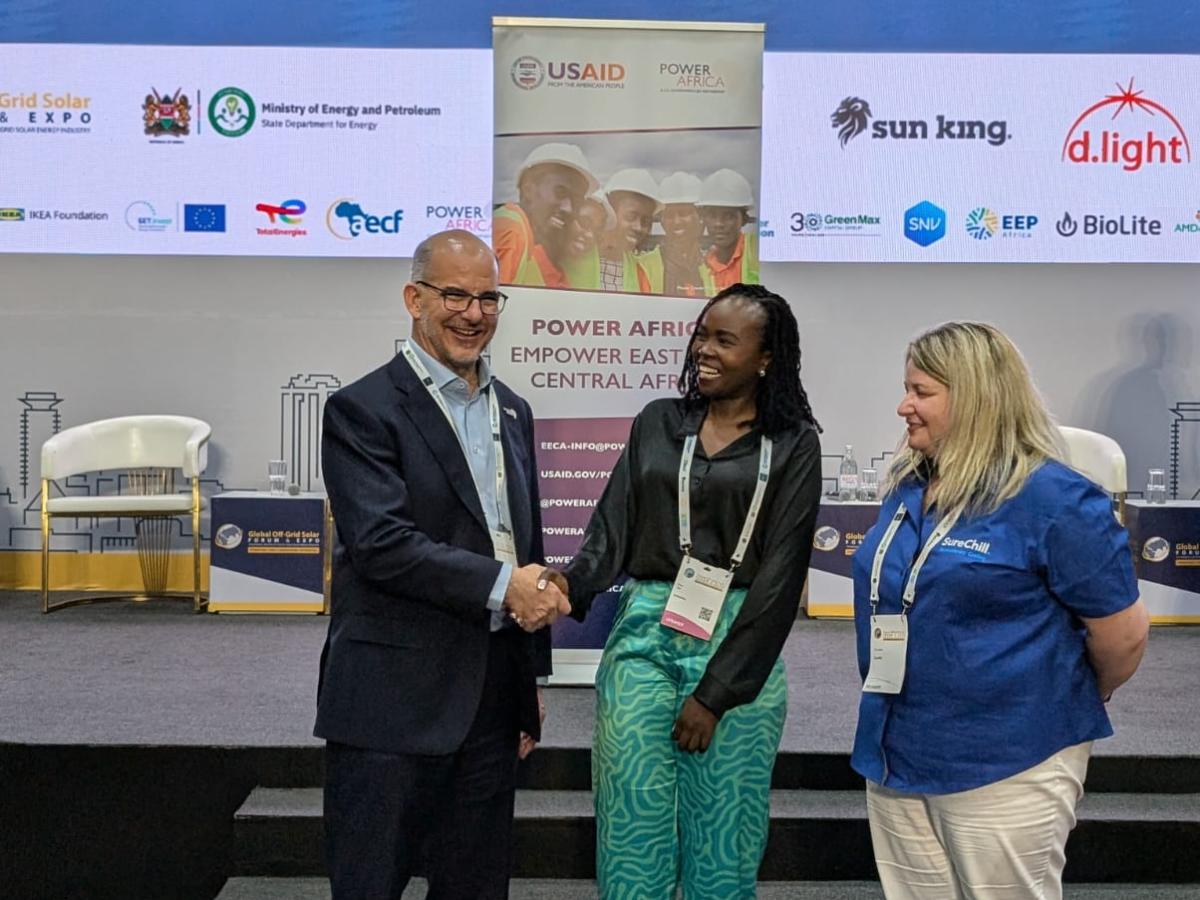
[1062,78,1191,173]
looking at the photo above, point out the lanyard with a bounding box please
[678,433,772,571]
[869,501,959,616]
[400,341,507,526]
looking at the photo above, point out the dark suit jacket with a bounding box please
[314,352,551,756]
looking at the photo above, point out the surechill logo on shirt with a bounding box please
[940,535,992,560]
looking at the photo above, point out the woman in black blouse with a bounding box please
[545,283,823,899]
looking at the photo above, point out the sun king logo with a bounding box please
[1063,78,1191,172]
[831,96,1009,148]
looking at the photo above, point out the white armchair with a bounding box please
[40,415,211,613]
[1058,425,1127,523]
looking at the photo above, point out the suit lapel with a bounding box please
[389,355,489,534]
[496,389,532,561]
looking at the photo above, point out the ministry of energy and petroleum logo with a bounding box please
[1062,78,1191,172]
[208,87,255,137]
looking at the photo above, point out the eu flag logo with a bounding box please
[183,204,226,232]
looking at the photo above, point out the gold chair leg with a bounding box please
[192,476,203,613]
[41,479,50,614]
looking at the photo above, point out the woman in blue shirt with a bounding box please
[852,321,1149,900]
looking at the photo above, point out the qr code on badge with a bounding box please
[698,607,713,622]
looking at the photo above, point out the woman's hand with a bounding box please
[537,567,569,598]
[672,695,720,753]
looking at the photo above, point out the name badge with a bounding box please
[661,554,733,641]
[863,614,908,694]
[491,528,518,566]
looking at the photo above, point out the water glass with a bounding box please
[1146,468,1167,504]
[268,459,288,495]
[858,468,879,501]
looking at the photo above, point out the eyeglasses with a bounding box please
[415,280,508,315]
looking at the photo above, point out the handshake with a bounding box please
[503,565,570,633]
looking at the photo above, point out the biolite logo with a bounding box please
[1062,78,1191,172]
[904,201,945,247]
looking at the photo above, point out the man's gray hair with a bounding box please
[410,235,437,283]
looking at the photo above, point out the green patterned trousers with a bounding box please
[593,579,788,899]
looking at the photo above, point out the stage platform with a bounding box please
[2,591,1199,899]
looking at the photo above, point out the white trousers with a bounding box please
[865,742,1092,900]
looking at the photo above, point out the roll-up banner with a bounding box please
[490,17,764,677]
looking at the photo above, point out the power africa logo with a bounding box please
[1062,78,1191,172]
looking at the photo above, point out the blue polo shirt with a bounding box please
[851,460,1138,794]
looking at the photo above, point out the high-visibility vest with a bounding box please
[564,247,600,290]
[493,204,547,287]
[701,231,759,294]
[632,247,664,294]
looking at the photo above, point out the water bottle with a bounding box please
[838,445,859,501]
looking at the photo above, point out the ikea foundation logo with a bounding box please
[0,207,25,221]
[904,201,946,247]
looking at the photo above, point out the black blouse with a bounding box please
[564,397,823,716]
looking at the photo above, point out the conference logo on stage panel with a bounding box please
[813,525,841,551]
[1063,78,1191,173]
[904,201,946,247]
[831,96,1010,148]
[214,523,244,550]
[511,56,626,90]
[789,210,882,237]
[1054,211,1162,238]
[426,203,489,234]
[255,199,308,237]
[208,87,255,137]
[125,201,173,232]
[0,91,94,135]
[143,88,191,139]
[965,208,1038,240]
[326,198,404,239]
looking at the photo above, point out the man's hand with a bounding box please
[671,695,719,753]
[519,687,546,760]
[537,567,570,602]
[504,564,569,632]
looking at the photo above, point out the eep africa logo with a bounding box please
[1062,78,1191,172]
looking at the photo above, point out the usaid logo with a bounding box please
[904,201,946,247]
[510,56,545,90]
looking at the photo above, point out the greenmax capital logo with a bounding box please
[208,87,255,137]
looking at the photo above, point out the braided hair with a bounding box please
[678,283,821,438]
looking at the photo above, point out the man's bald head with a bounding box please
[410,229,497,284]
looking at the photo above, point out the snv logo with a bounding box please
[904,201,946,247]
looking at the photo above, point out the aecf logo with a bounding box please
[1063,78,1191,173]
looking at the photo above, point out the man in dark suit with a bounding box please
[316,229,569,899]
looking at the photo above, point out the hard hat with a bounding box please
[604,168,662,212]
[518,143,599,194]
[698,169,755,209]
[658,172,702,206]
[582,190,617,231]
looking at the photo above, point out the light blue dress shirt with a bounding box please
[407,340,513,630]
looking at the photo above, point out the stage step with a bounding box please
[214,877,1200,900]
[231,786,1200,882]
